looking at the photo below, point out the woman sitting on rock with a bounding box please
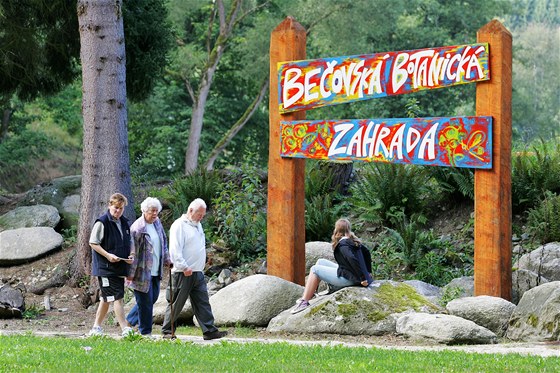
[291,218,373,314]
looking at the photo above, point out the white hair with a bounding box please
[141,197,162,213]
[188,198,207,211]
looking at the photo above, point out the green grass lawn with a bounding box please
[1,335,557,372]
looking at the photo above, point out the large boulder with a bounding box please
[0,204,60,232]
[151,288,193,325]
[209,274,303,326]
[267,282,440,336]
[0,227,63,265]
[442,276,474,298]
[512,268,549,305]
[515,243,560,282]
[0,284,25,319]
[396,313,497,345]
[404,280,441,304]
[506,281,560,342]
[20,175,81,229]
[304,241,334,274]
[446,295,516,337]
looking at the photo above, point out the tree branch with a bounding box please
[204,77,269,171]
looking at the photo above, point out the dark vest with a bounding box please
[91,211,131,277]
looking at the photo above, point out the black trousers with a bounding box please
[161,271,218,335]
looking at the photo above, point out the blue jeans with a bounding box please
[311,259,356,287]
[126,276,160,335]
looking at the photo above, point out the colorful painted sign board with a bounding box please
[281,116,492,168]
[278,43,489,113]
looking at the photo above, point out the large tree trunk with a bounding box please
[72,0,134,288]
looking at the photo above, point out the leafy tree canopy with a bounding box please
[0,0,173,103]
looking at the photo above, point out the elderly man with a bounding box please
[161,198,227,340]
[126,197,171,337]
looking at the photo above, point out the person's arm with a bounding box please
[360,244,373,275]
[89,221,119,263]
[157,219,172,268]
[340,244,372,285]
[355,248,373,286]
[127,228,140,279]
[90,243,120,263]
[169,221,191,275]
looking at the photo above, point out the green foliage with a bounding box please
[128,80,191,181]
[22,304,44,320]
[0,128,53,191]
[379,213,432,270]
[122,0,174,102]
[439,286,464,307]
[350,163,432,227]
[0,1,79,100]
[158,168,222,224]
[61,226,78,248]
[304,161,348,241]
[526,191,560,244]
[210,164,267,263]
[306,194,346,242]
[512,139,560,213]
[1,334,558,372]
[427,167,474,202]
[510,9,559,141]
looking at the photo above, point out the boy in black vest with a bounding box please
[88,193,134,337]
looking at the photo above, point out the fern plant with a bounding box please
[158,168,222,223]
[350,162,432,228]
[512,138,560,213]
[304,161,348,241]
[526,191,560,244]
[210,164,267,263]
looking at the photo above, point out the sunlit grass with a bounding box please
[0,335,557,372]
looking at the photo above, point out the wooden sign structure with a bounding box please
[268,18,512,300]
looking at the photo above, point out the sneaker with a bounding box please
[290,299,310,314]
[121,327,134,337]
[203,330,228,340]
[88,326,103,336]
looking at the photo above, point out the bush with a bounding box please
[426,167,474,202]
[210,165,267,263]
[0,129,53,192]
[305,161,348,241]
[379,212,432,270]
[512,139,560,213]
[526,191,560,244]
[158,168,221,224]
[349,163,432,228]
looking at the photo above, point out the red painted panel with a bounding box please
[278,44,489,113]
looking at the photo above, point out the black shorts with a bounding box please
[97,276,125,302]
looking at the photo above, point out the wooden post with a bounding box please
[474,20,512,299]
[267,17,307,285]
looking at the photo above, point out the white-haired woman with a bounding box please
[126,197,172,337]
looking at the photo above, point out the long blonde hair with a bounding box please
[331,218,361,249]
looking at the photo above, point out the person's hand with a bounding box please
[183,267,193,277]
[107,253,119,263]
[122,256,134,264]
